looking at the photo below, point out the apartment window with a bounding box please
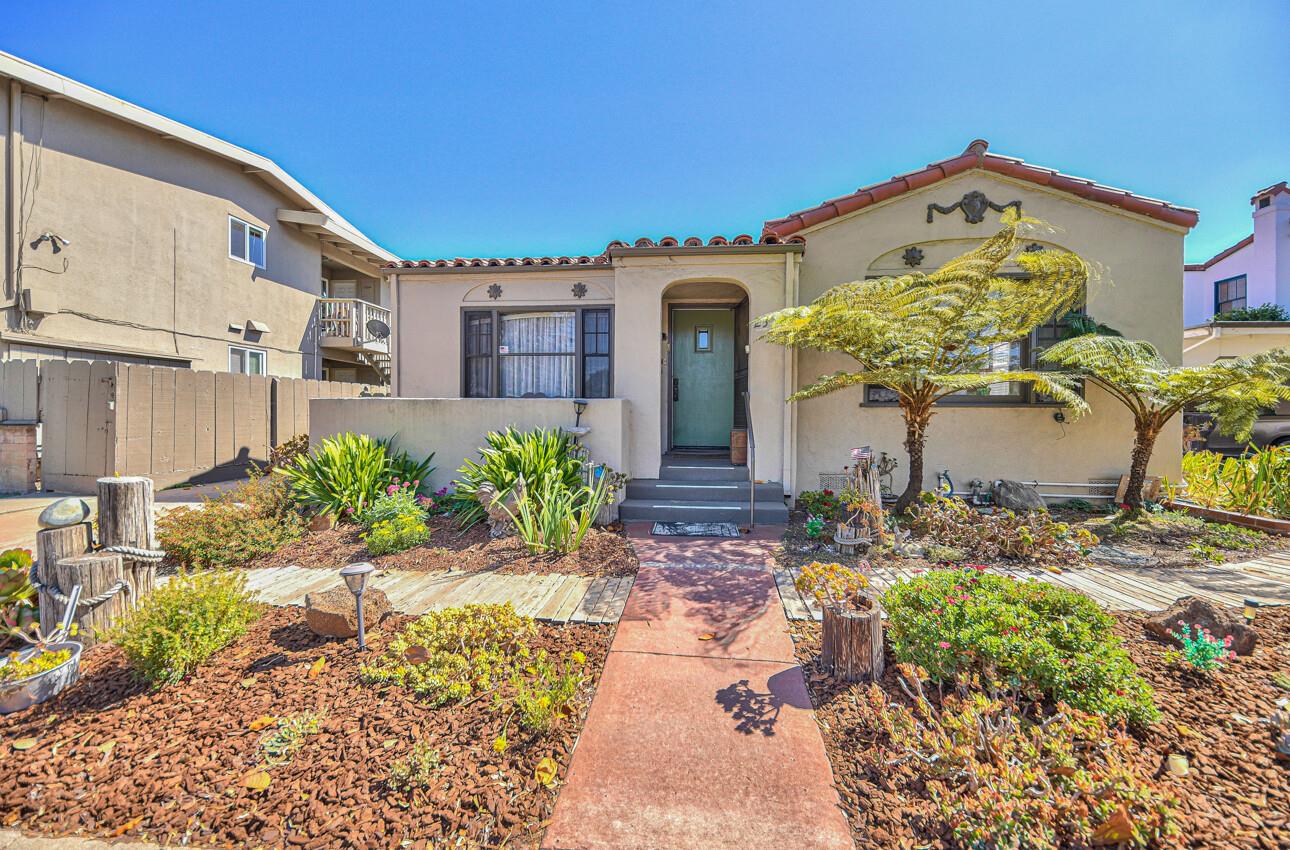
[229,344,266,375]
[1214,275,1247,316]
[229,215,267,268]
[463,307,612,399]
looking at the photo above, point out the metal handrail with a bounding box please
[743,390,755,530]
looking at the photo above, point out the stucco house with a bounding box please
[0,51,396,384]
[1183,181,1290,366]
[367,140,1197,521]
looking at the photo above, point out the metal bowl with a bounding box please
[0,641,82,714]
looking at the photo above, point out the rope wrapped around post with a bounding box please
[28,546,164,610]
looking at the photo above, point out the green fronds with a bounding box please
[1040,335,1290,439]
[757,214,1091,411]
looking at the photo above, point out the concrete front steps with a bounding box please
[619,460,789,524]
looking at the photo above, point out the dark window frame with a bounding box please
[460,305,614,399]
[1214,275,1247,316]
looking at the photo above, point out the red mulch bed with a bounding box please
[0,607,613,849]
[246,515,638,578]
[791,607,1290,850]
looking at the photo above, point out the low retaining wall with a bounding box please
[1162,500,1290,535]
[309,397,631,493]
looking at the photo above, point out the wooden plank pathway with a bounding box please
[234,566,633,625]
[773,552,1290,621]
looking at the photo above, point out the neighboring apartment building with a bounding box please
[381,139,1197,508]
[0,52,396,384]
[1183,181,1290,366]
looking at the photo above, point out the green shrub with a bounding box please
[883,567,1157,725]
[279,432,434,519]
[387,740,442,792]
[506,469,609,555]
[454,428,584,528]
[158,474,304,569]
[112,571,261,687]
[1172,447,1290,520]
[363,514,432,555]
[360,480,429,529]
[1214,302,1290,322]
[361,604,536,705]
[511,649,586,732]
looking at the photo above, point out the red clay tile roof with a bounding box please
[1183,233,1254,272]
[761,139,1200,238]
[382,234,802,269]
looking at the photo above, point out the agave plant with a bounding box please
[454,428,585,528]
[278,433,435,519]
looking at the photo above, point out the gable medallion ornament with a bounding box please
[902,246,924,267]
[572,282,588,299]
[926,190,1022,224]
[487,283,503,300]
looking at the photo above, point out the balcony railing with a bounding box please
[318,297,391,352]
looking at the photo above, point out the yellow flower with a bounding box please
[492,734,508,754]
[571,650,586,665]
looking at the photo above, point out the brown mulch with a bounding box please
[246,515,638,578]
[791,607,1290,850]
[0,607,613,849]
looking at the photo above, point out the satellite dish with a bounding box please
[366,318,391,340]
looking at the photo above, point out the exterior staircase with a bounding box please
[618,455,789,524]
[356,349,391,384]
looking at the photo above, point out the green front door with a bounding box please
[671,308,734,448]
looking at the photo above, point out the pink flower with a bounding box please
[938,641,951,649]
[387,484,399,495]
[413,480,420,488]
[1224,635,1233,647]
[912,569,924,574]
[931,608,942,616]
[1229,651,1237,660]
[393,476,400,484]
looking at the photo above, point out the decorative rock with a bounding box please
[308,513,333,532]
[1144,596,1259,656]
[990,479,1046,513]
[37,497,91,529]
[304,586,391,638]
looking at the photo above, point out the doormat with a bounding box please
[651,521,741,538]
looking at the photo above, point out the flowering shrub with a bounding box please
[883,568,1157,725]
[795,561,871,611]
[158,474,303,569]
[361,479,429,528]
[871,665,1178,849]
[1169,622,1234,671]
[363,514,432,556]
[511,649,586,732]
[279,432,434,519]
[911,493,1097,562]
[796,489,841,518]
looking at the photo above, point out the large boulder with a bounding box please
[1144,596,1258,656]
[991,479,1046,513]
[304,586,391,639]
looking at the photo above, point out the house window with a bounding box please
[1214,275,1247,316]
[463,307,612,399]
[229,344,266,375]
[229,215,266,268]
[694,326,712,352]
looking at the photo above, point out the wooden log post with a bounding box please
[53,552,127,647]
[97,476,158,606]
[34,523,93,633]
[820,599,885,683]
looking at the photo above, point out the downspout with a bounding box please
[390,272,400,395]
[781,251,799,494]
[6,79,21,312]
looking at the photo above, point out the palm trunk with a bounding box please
[1123,422,1160,512]
[894,400,933,514]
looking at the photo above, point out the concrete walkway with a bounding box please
[542,524,853,850]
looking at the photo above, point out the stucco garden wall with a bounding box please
[309,396,630,493]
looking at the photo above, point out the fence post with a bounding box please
[97,476,158,606]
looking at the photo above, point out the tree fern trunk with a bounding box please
[1124,424,1160,512]
[895,401,932,514]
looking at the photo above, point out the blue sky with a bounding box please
[4,0,1287,264]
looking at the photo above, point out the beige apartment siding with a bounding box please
[789,168,1187,495]
[3,90,326,376]
[1182,328,1290,366]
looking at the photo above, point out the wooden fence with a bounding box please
[0,360,383,493]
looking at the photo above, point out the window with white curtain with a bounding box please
[464,308,612,398]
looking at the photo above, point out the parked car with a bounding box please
[1186,403,1290,455]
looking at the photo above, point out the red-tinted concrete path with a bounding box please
[542,524,853,850]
